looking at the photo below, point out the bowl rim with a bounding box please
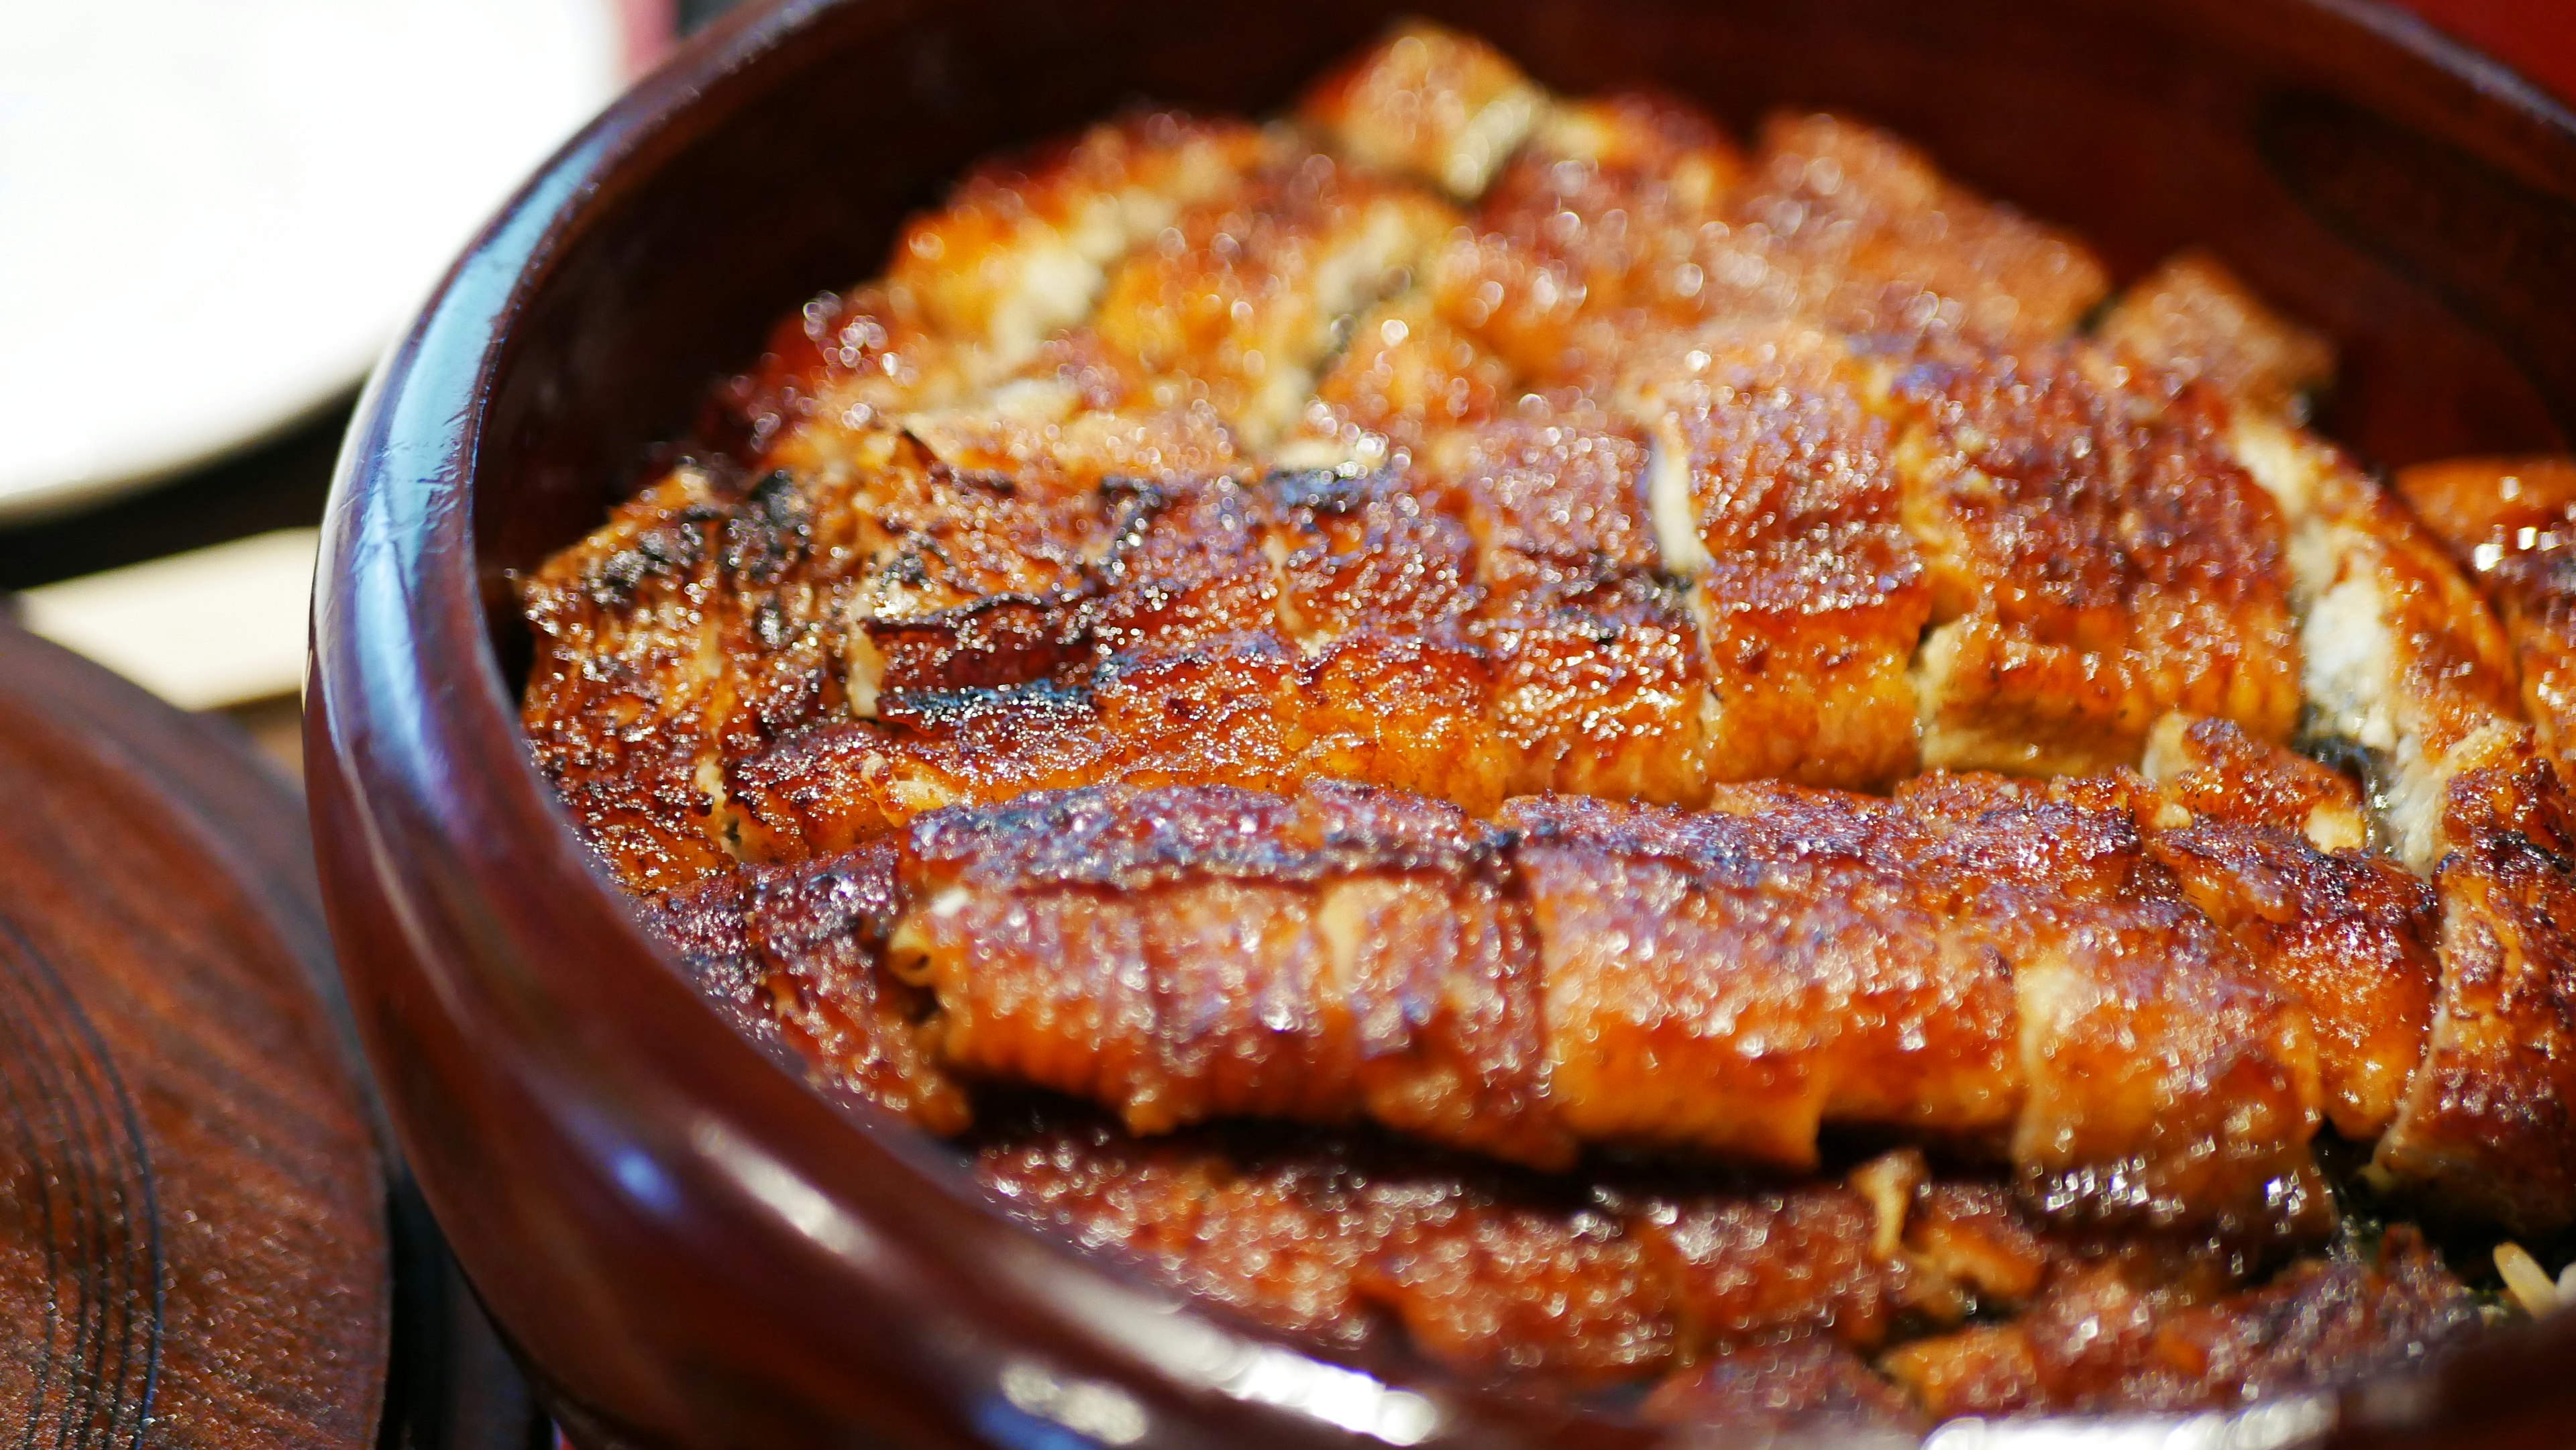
[309,0,2576,1444]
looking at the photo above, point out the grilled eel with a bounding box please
[646,794,2478,1419]
[620,873,2475,1425]
[551,19,2576,1268]
[2100,262,2576,1237]
[523,34,2230,888]
[2398,455,2576,788]
[625,850,2475,1425]
[540,325,2306,875]
[979,1119,2476,1423]
[645,735,2462,1244]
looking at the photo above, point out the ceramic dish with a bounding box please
[308,1,2576,1445]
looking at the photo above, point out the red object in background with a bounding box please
[613,0,679,77]
[2398,0,2576,104]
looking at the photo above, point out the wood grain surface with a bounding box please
[0,621,388,1449]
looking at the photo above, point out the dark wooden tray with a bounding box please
[0,621,537,1450]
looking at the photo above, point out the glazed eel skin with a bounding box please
[542,17,2576,1425]
[889,772,2344,1239]
[656,730,2449,1244]
[651,856,2479,1420]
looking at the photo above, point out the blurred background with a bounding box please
[0,0,2562,780]
[0,0,750,775]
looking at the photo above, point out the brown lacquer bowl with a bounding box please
[308,1,2576,1445]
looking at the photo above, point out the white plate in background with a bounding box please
[0,0,630,521]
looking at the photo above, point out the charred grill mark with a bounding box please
[720,468,812,583]
[1617,326,1931,789]
[863,590,1097,703]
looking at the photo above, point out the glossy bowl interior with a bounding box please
[311,1,2576,1445]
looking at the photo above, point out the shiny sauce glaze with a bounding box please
[535,21,2576,1432]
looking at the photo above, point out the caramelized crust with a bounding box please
[894,779,2325,1237]
[1299,21,1546,201]
[1904,1180,2060,1312]
[1470,570,1713,804]
[1507,789,2021,1170]
[1888,760,2432,1153]
[1360,1186,1675,1378]
[829,436,1127,705]
[1705,114,2108,350]
[735,844,971,1131]
[678,763,2403,1245]
[1424,409,1717,802]
[717,421,1736,846]
[722,284,974,455]
[2141,712,2369,852]
[2148,819,2437,1139]
[1214,474,1507,805]
[897,782,1572,1168]
[982,1108,2471,1421]
[1626,326,1929,787]
[976,1123,1385,1348]
[527,22,2576,1412]
[1882,776,2328,1238]
[1091,160,1462,446]
[2207,422,2576,1233]
[979,1109,2456,1425]
[885,112,1287,369]
[720,464,1515,851]
[2396,455,2576,784]
[1882,1227,2477,1416]
[1890,344,2303,774]
[1436,105,2102,389]
[2098,251,2335,420]
[1436,91,1743,384]
[724,693,1108,858]
[978,1119,1935,1381]
[1629,1177,1915,1351]
[522,465,857,890]
[1091,473,1283,648]
[888,379,1242,497]
[523,36,2286,886]
[1424,407,1664,581]
[2377,743,2576,1234]
[1270,465,1483,641]
[637,844,969,1131]
[1301,296,1515,458]
[1644,1337,1923,1436]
